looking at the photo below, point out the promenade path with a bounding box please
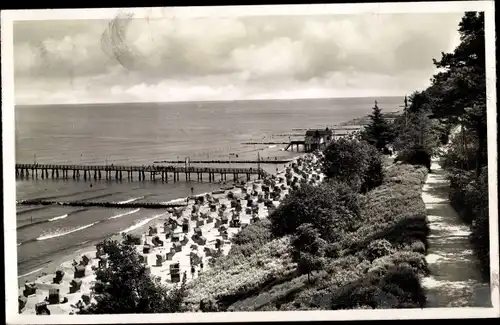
[421,158,491,307]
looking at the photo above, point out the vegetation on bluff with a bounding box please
[185,138,430,311]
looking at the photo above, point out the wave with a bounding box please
[36,221,100,241]
[120,213,165,234]
[17,219,50,230]
[116,196,144,204]
[108,208,141,220]
[48,214,68,221]
[17,208,88,230]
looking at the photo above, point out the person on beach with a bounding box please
[200,261,204,271]
[191,265,196,279]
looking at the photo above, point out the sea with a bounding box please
[14,96,403,280]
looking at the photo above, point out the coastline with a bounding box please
[17,152,315,315]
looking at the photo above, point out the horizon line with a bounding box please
[15,95,407,107]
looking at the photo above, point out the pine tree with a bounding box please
[361,100,394,151]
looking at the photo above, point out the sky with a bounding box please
[13,12,464,105]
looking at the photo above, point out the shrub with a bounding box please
[229,219,272,257]
[395,145,431,171]
[78,239,187,314]
[291,224,327,283]
[448,166,490,279]
[322,138,384,193]
[365,239,394,262]
[268,181,362,241]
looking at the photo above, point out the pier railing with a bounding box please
[15,163,269,183]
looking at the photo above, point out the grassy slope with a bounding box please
[185,163,429,311]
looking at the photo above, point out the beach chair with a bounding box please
[73,265,86,279]
[170,263,181,283]
[152,236,163,247]
[69,279,82,293]
[35,301,50,315]
[143,244,151,254]
[166,251,175,261]
[221,215,229,224]
[52,270,65,284]
[204,246,216,257]
[82,294,91,305]
[190,252,202,265]
[194,227,202,238]
[18,296,27,313]
[48,288,60,304]
[138,254,148,264]
[230,216,241,228]
[207,215,214,224]
[171,233,181,242]
[180,235,189,246]
[210,204,217,212]
[156,254,163,267]
[196,236,207,245]
[196,219,205,227]
[173,242,182,252]
[148,226,158,236]
[80,255,90,266]
[182,221,190,234]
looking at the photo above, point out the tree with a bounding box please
[78,239,187,314]
[428,11,486,176]
[268,181,361,242]
[291,223,326,283]
[322,138,384,193]
[361,100,394,150]
[393,108,441,162]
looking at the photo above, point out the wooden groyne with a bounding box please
[15,164,268,183]
[16,199,188,209]
[153,159,292,164]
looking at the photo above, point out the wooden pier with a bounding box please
[15,164,268,183]
[285,141,306,152]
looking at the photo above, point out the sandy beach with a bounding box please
[17,151,325,315]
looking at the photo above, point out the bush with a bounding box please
[322,138,384,193]
[395,145,431,171]
[365,240,394,262]
[229,219,272,257]
[268,181,362,242]
[448,166,490,279]
[78,239,187,314]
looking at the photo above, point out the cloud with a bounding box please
[13,12,463,104]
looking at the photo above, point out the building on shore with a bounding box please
[304,128,333,152]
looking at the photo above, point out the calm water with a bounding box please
[15,97,402,277]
